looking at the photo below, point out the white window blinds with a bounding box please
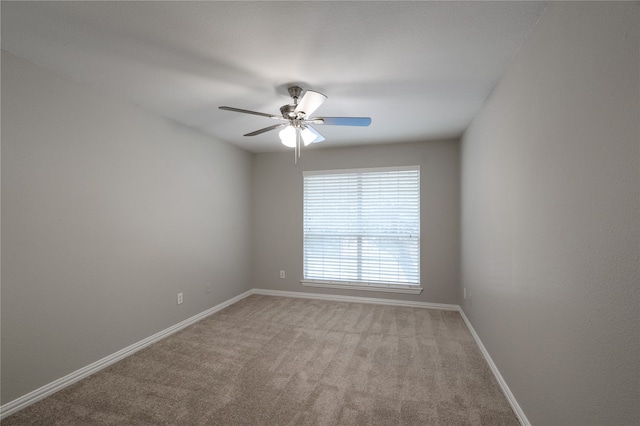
[303,166,420,287]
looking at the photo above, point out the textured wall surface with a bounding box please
[1,52,253,404]
[252,141,460,305]
[460,2,639,425]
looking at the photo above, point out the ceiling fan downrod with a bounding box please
[288,85,302,103]
[280,86,304,120]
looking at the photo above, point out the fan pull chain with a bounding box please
[295,127,301,165]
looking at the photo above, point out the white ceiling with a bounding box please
[1,1,547,153]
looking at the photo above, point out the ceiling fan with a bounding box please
[219,86,371,162]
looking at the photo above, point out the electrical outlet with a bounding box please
[206,284,212,294]
[177,292,183,305]
[280,270,285,279]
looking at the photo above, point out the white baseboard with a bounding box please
[251,288,458,310]
[2,288,528,426]
[458,308,530,426]
[0,290,254,420]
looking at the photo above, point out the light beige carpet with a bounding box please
[2,295,518,425]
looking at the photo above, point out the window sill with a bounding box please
[301,280,423,295]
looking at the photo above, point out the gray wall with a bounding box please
[1,52,253,404]
[252,141,460,305]
[460,3,639,425]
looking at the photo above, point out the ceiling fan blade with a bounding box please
[294,90,327,117]
[311,117,372,126]
[219,106,282,120]
[243,123,288,137]
[304,125,325,143]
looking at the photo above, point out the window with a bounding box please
[302,166,421,294]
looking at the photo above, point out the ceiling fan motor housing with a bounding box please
[280,104,298,119]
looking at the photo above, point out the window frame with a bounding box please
[301,166,422,295]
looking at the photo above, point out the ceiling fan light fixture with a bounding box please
[279,125,297,148]
[301,127,318,146]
